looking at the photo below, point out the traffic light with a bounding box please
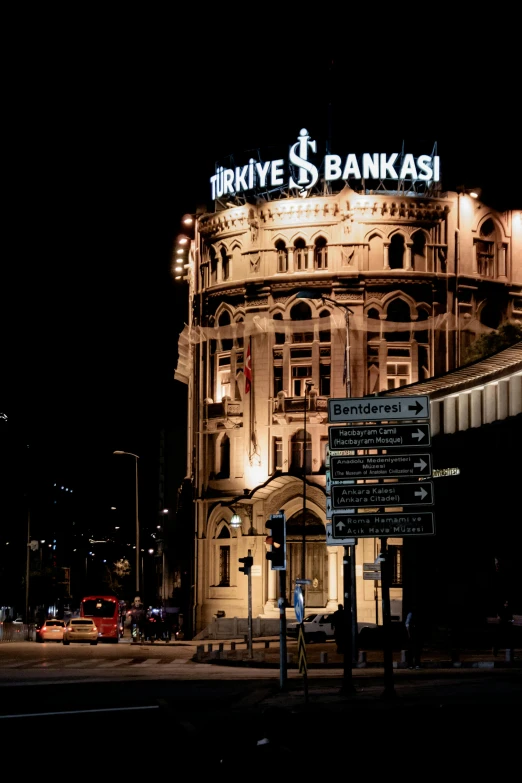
[238,555,253,576]
[265,512,286,570]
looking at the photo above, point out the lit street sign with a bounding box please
[329,453,432,480]
[329,423,431,451]
[328,395,430,423]
[325,522,356,547]
[330,481,434,509]
[330,512,435,539]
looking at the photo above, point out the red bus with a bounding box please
[80,595,120,643]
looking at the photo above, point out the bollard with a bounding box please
[264,640,270,649]
[231,641,236,651]
[218,642,224,652]
[506,648,513,663]
[206,643,213,652]
[287,653,293,665]
[358,650,367,667]
[400,650,408,664]
[196,644,204,657]
[320,652,328,664]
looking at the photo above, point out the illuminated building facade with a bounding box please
[174,134,522,634]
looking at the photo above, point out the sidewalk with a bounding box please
[192,636,522,669]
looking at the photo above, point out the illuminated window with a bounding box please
[292,365,313,397]
[387,362,411,388]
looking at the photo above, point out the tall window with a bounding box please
[221,247,229,280]
[273,312,285,345]
[319,362,330,396]
[314,236,328,269]
[388,233,406,269]
[217,526,231,586]
[217,434,230,479]
[290,429,312,474]
[294,238,307,270]
[276,240,288,272]
[210,247,218,284]
[273,437,283,471]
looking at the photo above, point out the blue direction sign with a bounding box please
[294,585,304,624]
[330,453,432,480]
[329,423,431,451]
[328,395,430,423]
[330,481,434,509]
[331,511,435,538]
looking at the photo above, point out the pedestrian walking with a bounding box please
[405,609,422,668]
[331,603,346,654]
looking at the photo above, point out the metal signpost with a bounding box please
[330,481,434,510]
[329,453,432,480]
[328,395,430,422]
[327,395,435,700]
[294,581,309,702]
[329,423,431,451]
[330,512,435,539]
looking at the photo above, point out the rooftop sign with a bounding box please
[210,129,440,200]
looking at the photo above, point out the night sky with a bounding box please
[2,28,520,542]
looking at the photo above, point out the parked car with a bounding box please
[286,613,335,643]
[63,618,98,645]
[36,619,65,643]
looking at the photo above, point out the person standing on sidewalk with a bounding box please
[331,604,346,654]
[493,599,514,656]
[405,609,422,669]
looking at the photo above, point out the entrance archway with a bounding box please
[286,510,327,608]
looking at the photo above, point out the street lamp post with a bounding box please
[113,451,140,594]
[301,379,313,599]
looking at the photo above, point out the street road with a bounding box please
[1,640,521,774]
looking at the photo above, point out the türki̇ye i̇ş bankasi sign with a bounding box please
[210,129,440,199]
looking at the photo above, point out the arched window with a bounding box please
[386,299,411,342]
[215,523,231,587]
[386,298,411,388]
[367,307,381,394]
[290,302,313,395]
[290,429,312,474]
[221,246,229,280]
[210,247,218,284]
[314,237,328,269]
[276,240,288,273]
[219,311,233,352]
[294,238,307,271]
[389,234,406,269]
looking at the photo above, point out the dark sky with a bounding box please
[2,25,520,531]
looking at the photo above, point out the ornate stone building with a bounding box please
[174,141,522,635]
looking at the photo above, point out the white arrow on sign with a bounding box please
[414,458,427,471]
[412,429,426,442]
[335,519,346,533]
[414,487,428,500]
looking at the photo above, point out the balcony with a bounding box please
[204,398,243,430]
[272,392,328,425]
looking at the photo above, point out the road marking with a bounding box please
[0,705,159,720]
[96,658,131,668]
[130,658,163,666]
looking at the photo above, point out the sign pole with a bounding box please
[380,537,397,700]
[340,546,355,697]
[247,548,253,659]
[350,542,358,664]
[279,570,287,690]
